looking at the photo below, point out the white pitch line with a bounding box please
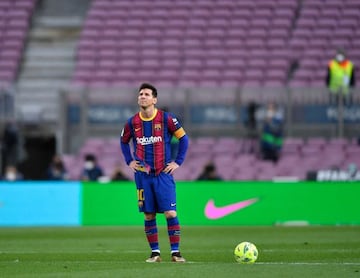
[256,262,360,266]
[263,249,359,253]
[1,261,360,266]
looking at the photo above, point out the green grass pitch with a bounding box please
[0,226,360,277]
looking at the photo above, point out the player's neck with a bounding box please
[140,106,156,119]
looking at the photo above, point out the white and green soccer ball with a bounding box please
[234,241,258,263]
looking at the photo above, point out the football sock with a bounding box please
[167,217,181,253]
[145,219,159,252]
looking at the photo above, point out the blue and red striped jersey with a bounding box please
[121,109,186,175]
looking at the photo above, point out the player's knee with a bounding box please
[164,210,177,218]
[144,213,156,221]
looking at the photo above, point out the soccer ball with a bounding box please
[234,241,258,263]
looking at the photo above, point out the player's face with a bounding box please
[138,88,157,108]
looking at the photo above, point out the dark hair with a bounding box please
[336,48,346,56]
[205,163,216,172]
[139,83,157,97]
[85,153,96,161]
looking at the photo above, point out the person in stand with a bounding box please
[242,101,259,154]
[80,153,104,181]
[110,164,129,181]
[259,102,284,163]
[46,154,68,180]
[326,48,355,106]
[2,165,23,181]
[1,120,19,175]
[120,83,189,263]
[197,161,223,181]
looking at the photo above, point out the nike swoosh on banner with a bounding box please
[204,198,259,220]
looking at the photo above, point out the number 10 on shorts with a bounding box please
[137,189,144,208]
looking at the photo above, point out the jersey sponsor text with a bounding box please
[136,135,163,145]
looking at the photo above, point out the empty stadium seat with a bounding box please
[73,0,304,88]
[67,0,360,170]
[0,0,36,88]
[62,136,360,181]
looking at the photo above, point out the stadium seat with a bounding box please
[72,0,306,88]
[0,0,36,87]
[62,135,360,182]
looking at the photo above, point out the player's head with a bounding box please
[139,83,157,98]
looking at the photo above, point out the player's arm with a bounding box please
[120,124,142,172]
[166,112,189,166]
[163,133,188,175]
[120,141,132,163]
[120,125,134,165]
[174,133,189,166]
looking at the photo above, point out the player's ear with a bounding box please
[153,97,157,105]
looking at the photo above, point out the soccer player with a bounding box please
[120,83,189,263]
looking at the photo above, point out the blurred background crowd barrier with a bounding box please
[61,86,360,154]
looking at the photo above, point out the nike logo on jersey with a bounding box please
[204,198,259,219]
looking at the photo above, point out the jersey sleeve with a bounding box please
[167,113,189,165]
[175,134,189,165]
[120,121,133,165]
[167,113,186,139]
[121,121,132,144]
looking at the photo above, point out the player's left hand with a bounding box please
[163,162,179,174]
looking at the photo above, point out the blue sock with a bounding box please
[167,217,180,253]
[145,219,159,252]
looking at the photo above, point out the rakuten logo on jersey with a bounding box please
[136,136,162,145]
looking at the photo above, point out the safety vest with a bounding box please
[328,59,354,94]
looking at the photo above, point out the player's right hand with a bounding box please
[129,160,140,172]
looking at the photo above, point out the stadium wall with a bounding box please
[0,181,359,226]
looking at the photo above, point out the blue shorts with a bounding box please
[134,171,177,213]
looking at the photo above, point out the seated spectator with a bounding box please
[80,153,104,181]
[2,165,23,181]
[111,165,129,181]
[260,102,284,163]
[46,154,68,180]
[197,162,223,181]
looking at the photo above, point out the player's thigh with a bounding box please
[155,173,176,211]
[135,172,156,212]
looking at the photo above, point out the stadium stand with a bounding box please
[62,136,360,181]
[73,0,297,88]
[73,0,360,90]
[289,0,360,89]
[62,0,360,181]
[13,0,91,123]
[2,0,360,181]
[0,0,37,89]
